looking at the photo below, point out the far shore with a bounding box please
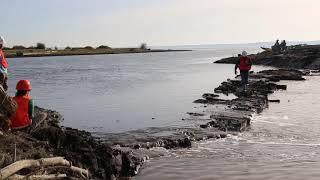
[4,48,191,58]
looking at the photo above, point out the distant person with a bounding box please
[280,40,287,52]
[0,36,9,91]
[272,39,281,54]
[10,80,34,130]
[235,51,252,90]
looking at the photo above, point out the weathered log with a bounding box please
[0,157,89,179]
[8,174,67,180]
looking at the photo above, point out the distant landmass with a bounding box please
[153,40,320,50]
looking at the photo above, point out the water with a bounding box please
[7,46,259,133]
[134,76,320,180]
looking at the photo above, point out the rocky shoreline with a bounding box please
[0,67,309,179]
[215,44,320,70]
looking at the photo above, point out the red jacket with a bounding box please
[10,95,32,129]
[0,49,8,69]
[239,56,252,71]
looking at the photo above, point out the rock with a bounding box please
[202,93,219,99]
[269,99,280,103]
[187,112,205,116]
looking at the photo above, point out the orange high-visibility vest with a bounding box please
[10,95,32,129]
[0,49,8,69]
[239,56,251,71]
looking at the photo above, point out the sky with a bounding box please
[2,0,320,47]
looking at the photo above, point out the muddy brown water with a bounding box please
[134,76,320,180]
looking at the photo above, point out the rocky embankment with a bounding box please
[215,44,320,69]
[0,68,309,179]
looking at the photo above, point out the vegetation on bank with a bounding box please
[3,42,190,58]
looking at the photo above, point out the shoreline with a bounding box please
[5,49,192,58]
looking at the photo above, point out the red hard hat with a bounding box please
[16,80,32,91]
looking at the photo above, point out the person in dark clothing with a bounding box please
[235,51,252,90]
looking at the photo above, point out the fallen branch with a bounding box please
[0,157,89,179]
[7,173,67,180]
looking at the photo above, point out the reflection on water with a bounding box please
[134,76,320,180]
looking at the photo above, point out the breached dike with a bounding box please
[214,44,320,70]
[192,69,305,133]
[0,69,309,179]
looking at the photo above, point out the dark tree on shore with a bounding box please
[140,43,147,50]
[36,43,46,49]
[12,45,26,50]
[54,46,58,50]
[65,46,71,50]
[97,45,111,49]
[84,46,94,49]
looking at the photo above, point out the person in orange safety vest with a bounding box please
[10,80,34,130]
[0,36,9,91]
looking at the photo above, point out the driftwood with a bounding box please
[8,174,67,179]
[0,157,89,179]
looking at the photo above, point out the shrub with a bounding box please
[97,45,111,49]
[84,46,94,49]
[12,45,26,50]
[16,51,24,57]
[140,43,147,50]
[36,43,46,49]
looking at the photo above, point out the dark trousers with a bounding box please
[240,70,249,85]
[0,73,8,91]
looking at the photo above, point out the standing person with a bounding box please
[10,80,34,130]
[0,36,9,91]
[235,51,252,91]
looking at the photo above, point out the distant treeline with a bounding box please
[4,43,148,51]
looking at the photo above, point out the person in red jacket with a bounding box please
[235,51,252,90]
[10,80,34,130]
[0,36,9,91]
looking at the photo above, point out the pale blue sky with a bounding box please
[2,0,320,47]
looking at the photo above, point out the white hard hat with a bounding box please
[0,36,5,45]
[242,51,248,56]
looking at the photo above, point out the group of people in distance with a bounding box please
[0,36,34,131]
